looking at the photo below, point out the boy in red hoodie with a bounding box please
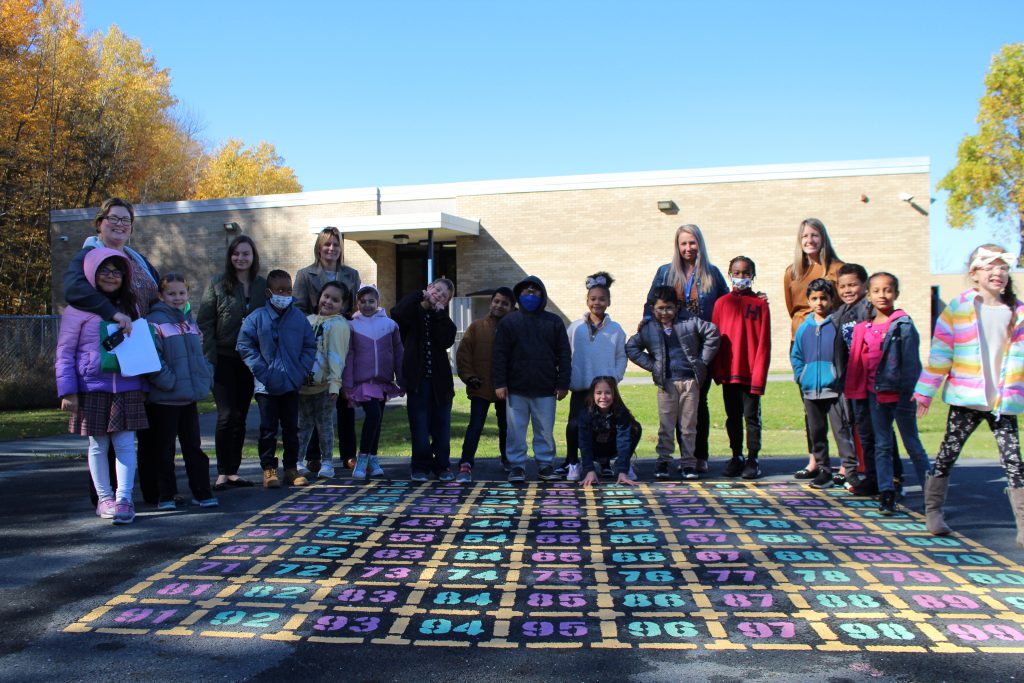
[712,256,771,478]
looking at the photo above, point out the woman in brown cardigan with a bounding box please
[454,288,515,482]
[784,218,844,478]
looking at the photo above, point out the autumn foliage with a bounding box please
[0,1,301,314]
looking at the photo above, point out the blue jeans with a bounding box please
[867,392,930,492]
[460,397,507,465]
[506,393,557,467]
[407,377,453,474]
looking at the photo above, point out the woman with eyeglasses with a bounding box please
[293,227,361,470]
[62,198,162,506]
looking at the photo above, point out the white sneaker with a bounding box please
[566,464,581,482]
[319,462,335,479]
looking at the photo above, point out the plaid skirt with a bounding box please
[69,391,148,436]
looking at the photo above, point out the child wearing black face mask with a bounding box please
[492,275,572,483]
[712,256,771,480]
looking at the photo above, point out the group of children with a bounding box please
[56,240,1024,545]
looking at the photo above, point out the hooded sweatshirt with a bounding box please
[492,276,571,397]
[148,300,213,404]
[55,247,148,397]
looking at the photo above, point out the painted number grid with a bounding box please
[65,480,1024,652]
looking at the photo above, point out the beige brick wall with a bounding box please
[455,172,932,370]
[50,170,932,373]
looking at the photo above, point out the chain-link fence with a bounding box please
[0,316,60,409]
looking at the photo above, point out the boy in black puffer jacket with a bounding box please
[492,276,571,482]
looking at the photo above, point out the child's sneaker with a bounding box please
[553,461,569,476]
[284,469,308,486]
[96,498,116,519]
[410,471,429,482]
[599,463,615,478]
[810,469,834,489]
[113,500,135,524]
[832,472,847,487]
[508,466,526,483]
[538,465,559,481]
[368,455,385,478]
[456,463,473,483]
[191,497,219,508]
[500,456,512,472]
[566,464,581,482]
[741,459,761,480]
[654,461,670,480]
[263,469,281,488]
[301,460,321,480]
[723,457,745,477]
[352,455,369,480]
[319,461,336,479]
[879,490,897,516]
[681,467,699,480]
[696,460,709,474]
[438,468,455,482]
[157,500,177,511]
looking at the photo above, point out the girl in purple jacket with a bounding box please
[56,247,148,524]
[343,285,404,480]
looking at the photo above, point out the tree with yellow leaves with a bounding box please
[939,43,1024,263]
[194,139,302,199]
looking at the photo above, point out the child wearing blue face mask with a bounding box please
[237,269,317,489]
[711,256,772,479]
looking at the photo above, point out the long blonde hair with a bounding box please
[668,224,717,293]
[789,218,841,280]
[313,227,343,269]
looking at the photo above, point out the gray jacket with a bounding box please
[626,315,720,389]
[148,302,214,403]
[294,263,360,316]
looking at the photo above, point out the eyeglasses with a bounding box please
[97,268,124,278]
[103,216,132,226]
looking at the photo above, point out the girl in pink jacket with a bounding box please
[55,247,148,524]
[342,285,404,479]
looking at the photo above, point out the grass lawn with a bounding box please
[4,386,1001,461]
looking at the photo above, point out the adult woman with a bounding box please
[784,218,844,479]
[644,224,729,473]
[197,235,266,490]
[63,198,161,504]
[293,227,361,468]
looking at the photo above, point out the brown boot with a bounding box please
[283,468,308,486]
[924,474,952,536]
[263,468,280,489]
[1007,487,1024,548]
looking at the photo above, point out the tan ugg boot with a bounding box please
[1007,487,1024,548]
[924,474,953,536]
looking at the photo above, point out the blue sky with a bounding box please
[80,1,1023,272]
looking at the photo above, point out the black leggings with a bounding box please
[932,405,1024,487]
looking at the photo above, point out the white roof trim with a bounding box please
[50,187,380,223]
[310,212,480,237]
[50,157,930,221]
[379,157,931,201]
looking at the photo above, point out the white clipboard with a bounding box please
[108,319,161,376]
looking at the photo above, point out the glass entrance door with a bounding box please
[396,242,457,297]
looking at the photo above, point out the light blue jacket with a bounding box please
[237,302,316,395]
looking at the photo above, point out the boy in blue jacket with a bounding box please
[237,270,317,489]
[791,278,856,489]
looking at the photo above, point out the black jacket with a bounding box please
[492,276,571,397]
[391,290,457,402]
[626,314,720,389]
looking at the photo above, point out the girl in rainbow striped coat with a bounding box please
[914,244,1024,547]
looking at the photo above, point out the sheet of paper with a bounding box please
[108,319,161,376]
